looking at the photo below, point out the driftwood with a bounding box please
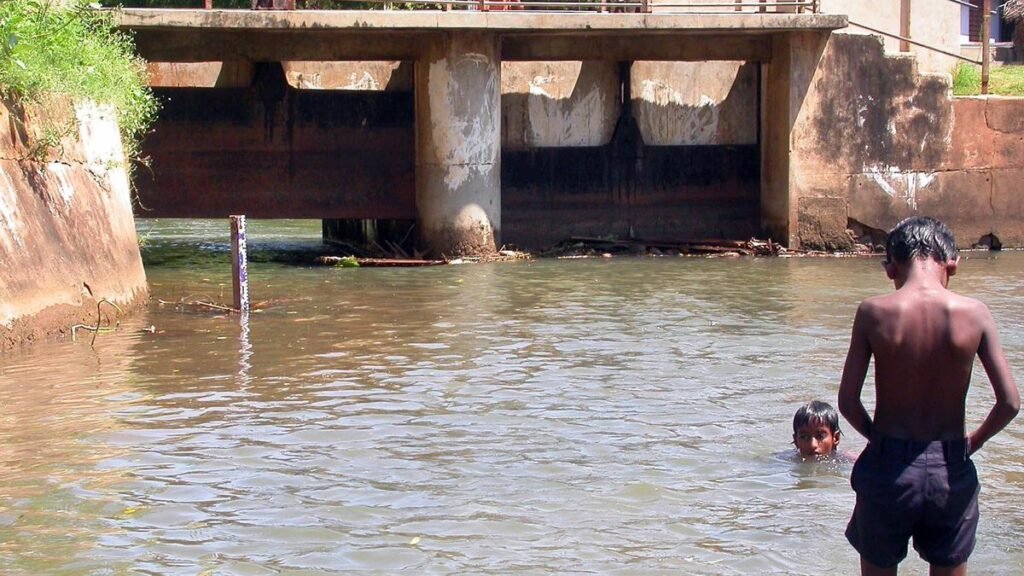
[556,236,789,257]
[317,256,446,267]
[157,298,238,314]
[71,298,123,346]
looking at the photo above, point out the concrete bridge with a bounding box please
[119,8,847,256]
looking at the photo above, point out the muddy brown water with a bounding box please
[1,219,1023,575]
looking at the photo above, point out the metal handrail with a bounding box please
[847,19,982,65]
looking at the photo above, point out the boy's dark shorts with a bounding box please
[846,435,979,568]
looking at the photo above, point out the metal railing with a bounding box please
[239,0,819,13]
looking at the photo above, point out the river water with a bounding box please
[2,219,1023,575]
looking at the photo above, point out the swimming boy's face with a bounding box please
[793,421,840,459]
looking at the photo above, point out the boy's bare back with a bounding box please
[838,219,1017,451]
[847,277,1003,442]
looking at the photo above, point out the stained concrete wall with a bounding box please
[0,99,148,350]
[502,61,619,149]
[285,61,413,91]
[791,32,1024,250]
[134,77,417,220]
[502,61,757,148]
[633,61,758,145]
[149,60,756,148]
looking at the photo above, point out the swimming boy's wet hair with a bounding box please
[885,216,959,265]
[793,400,841,434]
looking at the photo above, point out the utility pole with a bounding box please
[981,0,991,95]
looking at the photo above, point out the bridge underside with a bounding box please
[121,10,846,255]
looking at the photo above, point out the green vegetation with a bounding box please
[952,63,1024,97]
[0,0,157,160]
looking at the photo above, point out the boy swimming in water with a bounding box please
[838,216,1020,576]
[792,400,842,460]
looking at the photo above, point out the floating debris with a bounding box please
[317,256,445,267]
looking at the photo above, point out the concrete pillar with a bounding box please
[760,32,828,248]
[415,32,501,258]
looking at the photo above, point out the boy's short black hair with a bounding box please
[793,400,841,434]
[885,216,959,265]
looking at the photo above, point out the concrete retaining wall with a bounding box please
[792,33,1024,250]
[0,98,148,350]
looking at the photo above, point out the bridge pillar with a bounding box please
[760,31,829,249]
[415,32,501,258]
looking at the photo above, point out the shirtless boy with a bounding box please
[838,216,1020,576]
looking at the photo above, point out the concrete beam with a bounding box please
[116,9,846,63]
[502,34,772,62]
[130,29,430,62]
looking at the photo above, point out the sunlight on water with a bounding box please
[1,220,1023,575]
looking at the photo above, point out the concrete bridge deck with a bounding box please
[119,9,847,61]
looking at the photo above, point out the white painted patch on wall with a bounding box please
[0,170,25,252]
[76,102,122,172]
[525,74,607,147]
[75,102,140,216]
[48,163,76,208]
[428,54,499,190]
[865,165,937,211]
[638,80,718,145]
[344,71,380,91]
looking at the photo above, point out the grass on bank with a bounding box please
[952,63,1024,96]
[0,0,157,160]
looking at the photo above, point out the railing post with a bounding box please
[981,0,991,95]
[204,0,212,8]
[230,215,250,314]
[899,0,911,52]
[479,0,487,11]
[641,0,648,13]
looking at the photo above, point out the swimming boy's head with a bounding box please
[793,400,841,459]
[884,216,959,265]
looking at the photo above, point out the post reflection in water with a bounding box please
[0,219,1022,575]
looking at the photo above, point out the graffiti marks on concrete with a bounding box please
[428,53,499,190]
[865,165,937,211]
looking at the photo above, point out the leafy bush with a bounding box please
[0,0,158,160]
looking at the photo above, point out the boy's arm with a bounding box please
[968,305,1020,454]
[838,304,874,439]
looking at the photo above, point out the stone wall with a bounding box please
[0,98,147,350]
[792,33,1024,250]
